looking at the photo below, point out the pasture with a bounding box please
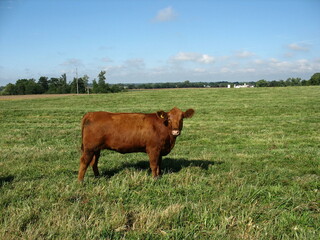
[0,87,319,239]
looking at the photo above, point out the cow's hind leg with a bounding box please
[90,150,101,177]
[78,150,94,181]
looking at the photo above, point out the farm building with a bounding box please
[234,83,255,88]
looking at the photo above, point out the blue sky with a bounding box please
[0,0,319,85]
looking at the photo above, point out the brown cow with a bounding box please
[78,107,194,181]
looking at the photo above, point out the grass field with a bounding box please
[0,87,319,239]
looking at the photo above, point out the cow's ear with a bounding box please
[184,109,195,118]
[156,110,168,120]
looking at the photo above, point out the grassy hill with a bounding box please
[0,87,319,239]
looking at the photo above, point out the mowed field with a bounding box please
[0,87,319,239]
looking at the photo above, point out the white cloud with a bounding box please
[193,68,206,73]
[153,6,177,22]
[220,67,232,73]
[240,68,256,73]
[171,52,215,64]
[123,58,145,70]
[58,58,85,77]
[287,43,309,51]
[172,52,194,61]
[199,54,215,63]
[100,57,112,63]
[235,50,255,58]
[253,59,264,64]
[48,53,320,85]
[60,58,84,67]
[102,58,145,77]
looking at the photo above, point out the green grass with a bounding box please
[0,87,319,239]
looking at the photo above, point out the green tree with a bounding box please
[278,80,286,87]
[292,77,301,86]
[256,79,269,87]
[93,71,110,93]
[184,80,191,88]
[70,78,79,93]
[47,74,70,93]
[301,79,310,86]
[92,79,99,93]
[15,79,28,94]
[25,79,40,94]
[285,77,301,86]
[269,80,279,87]
[310,73,320,85]
[70,75,88,93]
[47,77,60,93]
[2,83,17,95]
[9,79,41,95]
[82,74,89,93]
[110,84,121,93]
[58,73,69,93]
[38,76,49,93]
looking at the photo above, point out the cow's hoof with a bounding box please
[153,175,162,180]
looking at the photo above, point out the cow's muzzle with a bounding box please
[172,129,180,136]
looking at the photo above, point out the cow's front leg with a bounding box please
[147,150,162,178]
[157,156,162,176]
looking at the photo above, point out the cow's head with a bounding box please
[157,107,195,136]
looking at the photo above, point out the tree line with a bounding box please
[0,71,126,95]
[1,72,319,95]
[255,73,320,87]
[125,80,237,89]
[121,73,320,89]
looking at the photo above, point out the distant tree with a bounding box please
[25,79,41,94]
[98,71,110,93]
[218,82,229,88]
[15,79,28,94]
[256,79,268,87]
[285,77,301,86]
[269,80,279,87]
[285,78,292,86]
[46,74,70,94]
[38,76,49,93]
[47,77,60,93]
[292,77,301,86]
[92,71,110,93]
[58,73,69,93]
[4,79,41,95]
[184,80,191,88]
[310,73,320,85]
[70,75,88,93]
[82,74,89,93]
[2,83,17,95]
[92,79,99,93]
[110,84,121,93]
[70,78,78,93]
[278,80,286,87]
[301,79,310,86]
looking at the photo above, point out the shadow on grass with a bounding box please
[101,158,223,178]
[0,175,14,187]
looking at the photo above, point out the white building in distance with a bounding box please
[234,83,254,88]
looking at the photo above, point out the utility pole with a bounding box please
[76,68,79,94]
